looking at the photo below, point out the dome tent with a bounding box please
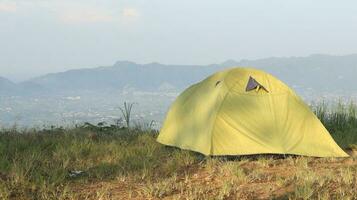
[157,67,348,157]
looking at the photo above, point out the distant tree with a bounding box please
[119,102,135,128]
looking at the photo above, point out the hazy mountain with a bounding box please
[20,61,222,94]
[2,54,357,96]
[237,54,357,93]
[0,77,18,95]
[2,54,357,127]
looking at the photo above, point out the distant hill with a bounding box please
[2,54,357,96]
[22,61,222,94]
[237,54,357,93]
[0,77,18,95]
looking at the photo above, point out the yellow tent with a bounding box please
[157,67,348,157]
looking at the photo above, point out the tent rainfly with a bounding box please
[157,67,348,157]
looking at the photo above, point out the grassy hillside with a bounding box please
[0,103,357,199]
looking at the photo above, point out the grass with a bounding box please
[0,126,203,199]
[0,102,356,199]
[312,100,357,148]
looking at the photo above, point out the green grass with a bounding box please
[0,102,356,199]
[312,101,357,148]
[0,126,201,199]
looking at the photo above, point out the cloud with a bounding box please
[122,8,139,18]
[119,7,140,25]
[0,2,17,12]
[59,9,114,24]
[1,1,141,25]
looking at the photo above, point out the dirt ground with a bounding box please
[74,149,357,200]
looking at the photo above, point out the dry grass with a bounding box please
[74,153,357,200]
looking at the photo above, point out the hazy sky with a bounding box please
[1,0,357,81]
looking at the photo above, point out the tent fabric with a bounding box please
[157,67,349,157]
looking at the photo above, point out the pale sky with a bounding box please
[1,0,357,81]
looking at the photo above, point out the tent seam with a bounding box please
[208,73,243,155]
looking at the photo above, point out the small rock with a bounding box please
[68,170,85,178]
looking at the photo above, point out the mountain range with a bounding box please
[1,54,357,96]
